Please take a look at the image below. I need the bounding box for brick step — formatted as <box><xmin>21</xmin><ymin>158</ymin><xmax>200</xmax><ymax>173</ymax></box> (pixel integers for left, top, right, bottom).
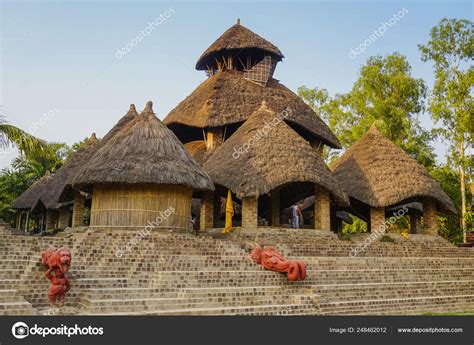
<box><xmin>319</xmin><ymin>294</ymin><xmax>474</xmax><ymax>315</ymax></box>
<box><xmin>81</xmin><ymin>301</ymin><xmax>320</xmax><ymax>316</ymax></box>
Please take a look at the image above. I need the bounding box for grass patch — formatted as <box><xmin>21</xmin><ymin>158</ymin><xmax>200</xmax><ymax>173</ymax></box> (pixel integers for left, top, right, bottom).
<box><xmin>380</xmin><ymin>234</ymin><xmax>396</xmax><ymax>243</ymax></box>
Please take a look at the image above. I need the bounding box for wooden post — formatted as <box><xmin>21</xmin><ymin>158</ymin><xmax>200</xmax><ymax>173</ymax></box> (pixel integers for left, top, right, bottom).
<box><xmin>24</xmin><ymin>211</ymin><xmax>29</xmax><ymax>233</ymax></box>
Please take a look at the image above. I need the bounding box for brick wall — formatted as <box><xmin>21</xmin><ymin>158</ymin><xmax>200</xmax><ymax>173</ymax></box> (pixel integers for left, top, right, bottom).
<box><xmin>242</xmin><ymin>197</ymin><xmax>258</xmax><ymax>228</ymax></box>
<box><xmin>314</xmin><ymin>185</ymin><xmax>331</xmax><ymax>231</ymax></box>
<box><xmin>72</xmin><ymin>191</ymin><xmax>85</xmax><ymax>228</ymax></box>
<box><xmin>423</xmin><ymin>199</ymin><xmax>438</xmax><ymax>235</ymax></box>
<box><xmin>370</xmin><ymin>207</ymin><xmax>386</xmax><ymax>233</ymax></box>
<box><xmin>200</xmin><ymin>192</ymin><xmax>214</xmax><ymax>231</ymax></box>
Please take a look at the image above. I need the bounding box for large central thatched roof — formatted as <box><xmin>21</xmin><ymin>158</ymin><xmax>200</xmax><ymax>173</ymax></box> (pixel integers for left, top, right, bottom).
<box><xmin>72</xmin><ymin>101</ymin><xmax>214</xmax><ymax>191</ymax></box>
<box><xmin>11</xmin><ymin>172</ymin><xmax>54</xmax><ymax>210</ymax></box>
<box><xmin>331</xmin><ymin>124</ymin><xmax>456</xmax><ymax>213</ymax></box>
<box><xmin>203</xmin><ymin>102</ymin><xmax>348</xmax><ymax>205</ymax></box>
<box><xmin>164</xmin><ymin>70</ymin><xmax>341</xmax><ymax>149</ymax></box>
<box><xmin>195</xmin><ymin>21</ymin><xmax>284</xmax><ymax>70</ymax></box>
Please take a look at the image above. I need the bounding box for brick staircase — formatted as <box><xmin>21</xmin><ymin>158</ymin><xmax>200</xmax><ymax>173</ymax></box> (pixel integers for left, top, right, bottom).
<box><xmin>0</xmin><ymin>226</ymin><xmax>473</xmax><ymax>315</ymax></box>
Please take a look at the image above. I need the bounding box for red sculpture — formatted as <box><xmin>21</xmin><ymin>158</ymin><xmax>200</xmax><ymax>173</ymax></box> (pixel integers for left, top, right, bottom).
<box><xmin>250</xmin><ymin>244</ymin><xmax>306</xmax><ymax>281</ymax></box>
<box><xmin>41</xmin><ymin>247</ymin><xmax>72</xmax><ymax>307</ymax></box>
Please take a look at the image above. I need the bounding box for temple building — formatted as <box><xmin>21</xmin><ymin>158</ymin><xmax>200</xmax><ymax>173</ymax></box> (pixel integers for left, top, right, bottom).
<box><xmin>163</xmin><ymin>20</ymin><xmax>341</xmax><ymax>162</ymax></box>
<box><xmin>331</xmin><ymin>124</ymin><xmax>456</xmax><ymax>234</ymax></box>
<box><xmin>70</xmin><ymin>101</ymin><xmax>214</xmax><ymax>229</ymax></box>
<box><xmin>203</xmin><ymin>102</ymin><xmax>349</xmax><ymax>229</ymax></box>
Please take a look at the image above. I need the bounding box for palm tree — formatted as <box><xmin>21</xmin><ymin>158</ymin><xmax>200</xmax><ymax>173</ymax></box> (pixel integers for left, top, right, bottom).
<box><xmin>0</xmin><ymin>115</ymin><xmax>49</xmax><ymax>159</ymax></box>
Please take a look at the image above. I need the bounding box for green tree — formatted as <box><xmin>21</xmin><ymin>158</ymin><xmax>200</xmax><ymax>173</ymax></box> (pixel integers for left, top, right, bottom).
<box><xmin>419</xmin><ymin>18</ymin><xmax>474</xmax><ymax>240</ymax></box>
<box><xmin>299</xmin><ymin>53</ymin><xmax>435</xmax><ymax>168</ymax></box>
<box><xmin>0</xmin><ymin>115</ymin><xmax>49</xmax><ymax>159</ymax></box>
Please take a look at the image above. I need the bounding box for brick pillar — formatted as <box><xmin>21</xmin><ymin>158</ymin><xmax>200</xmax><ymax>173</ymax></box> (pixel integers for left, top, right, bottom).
<box><xmin>423</xmin><ymin>199</ymin><xmax>438</xmax><ymax>235</ymax></box>
<box><xmin>72</xmin><ymin>191</ymin><xmax>85</xmax><ymax>227</ymax></box>
<box><xmin>200</xmin><ymin>192</ymin><xmax>214</xmax><ymax>231</ymax></box>
<box><xmin>271</xmin><ymin>190</ymin><xmax>280</xmax><ymax>226</ymax></box>
<box><xmin>410</xmin><ymin>211</ymin><xmax>421</xmax><ymax>234</ymax></box>
<box><xmin>58</xmin><ymin>207</ymin><xmax>70</xmax><ymax>229</ymax></box>
<box><xmin>242</xmin><ymin>196</ymin><xmax>258</xmax><ymax>228</ymax></box>
<box><xmin>370</xmin><ymin>207</ymin><xmax>386</xmax><ymax>233</ymax></box>
<box><xmin>45</xmin><ymin>210</ymin><xmax>58</xmax><ymax>230</ymax></box>
<box><xmin>314</xmin><ymin>185</ymin><xmax>331</xmax><ymax>231</ymax></box>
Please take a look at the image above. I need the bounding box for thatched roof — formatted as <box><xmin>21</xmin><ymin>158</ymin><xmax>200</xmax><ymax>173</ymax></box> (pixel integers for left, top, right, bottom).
<box><xmin>184</xmin><ymin>140</ymin><xmax>210</xmax><ymax>166</ymax></box>
<box><xmin>196</xmin><ymin>21</ymin><xmax>284</xmax><ymax>70</ymax></box>
<box><xmin>43</xmin><ymin>132</ymin><xmax>100</xmax><ymax>206</ymax></box>
<box><xmin>11</xmin><ymin>172</ymin><xmax>54</xmax><ymax>210</ymax></box>
<box><xmin>57</xmin><ymin>105</ymin><xmax>138</xmax><ymax>202</ymax></box>
<box><xmin>72</xmin><ymin>101</ymin><xmax>214</xmax><ymax>191</ymax></box>
<box><xmin>164</xmin><ymin>70</ymin><xmax>341</xmax><ymax>149</ymax></box>
<box><xmin>331</xmin><ymin>124</ymin><xmax>456</xmax><ymax>214</ymax></box>
<box><xmin>202</xmin><ymin>102</ymin><xmax>348</xmax><ymax>205</ymax></box>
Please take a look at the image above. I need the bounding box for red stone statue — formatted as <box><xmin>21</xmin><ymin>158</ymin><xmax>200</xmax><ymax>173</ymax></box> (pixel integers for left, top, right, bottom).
<box><xmin>41</xmin><ymin>247</ymin><xmax>72</xmax><ymax>307</ymax></box>
<box><xmin>250</xmin><ymin>244</ymin><xmax>306</xmax><ymax>281</ymax></box>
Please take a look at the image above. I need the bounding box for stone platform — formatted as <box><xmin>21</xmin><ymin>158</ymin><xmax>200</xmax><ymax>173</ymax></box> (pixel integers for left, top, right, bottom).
<box><xmin>0</xmin><ymin>226</ymin><xmax>473</xmax><ymax>315</ymax></box>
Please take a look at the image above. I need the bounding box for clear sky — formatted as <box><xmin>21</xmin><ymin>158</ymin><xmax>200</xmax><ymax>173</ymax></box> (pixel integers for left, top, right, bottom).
<box><xmin>1</xmin><ymin>0</ymin><xmax>472</xmax><ymax>168</ymax></box>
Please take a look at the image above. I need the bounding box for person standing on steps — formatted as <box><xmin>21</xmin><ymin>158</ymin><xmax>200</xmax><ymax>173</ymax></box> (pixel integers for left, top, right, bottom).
<box><xmin>290</xmin><ymin>203</ymin><xmax>302</xmax><ymax>229</ymax></box>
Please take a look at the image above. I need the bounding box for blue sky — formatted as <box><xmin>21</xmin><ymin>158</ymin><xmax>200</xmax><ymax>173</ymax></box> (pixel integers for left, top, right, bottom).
<box><xmin>1</xmin><ymin>0</ymin><xmax>472</xmax><ymax>168</ymax></box>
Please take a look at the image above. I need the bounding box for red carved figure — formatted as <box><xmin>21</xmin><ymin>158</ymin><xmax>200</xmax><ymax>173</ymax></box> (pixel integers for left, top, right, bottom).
<box><xmin>41</xmin><ymin>247</ymin><xmax>72</xmax><ymax>307</ymax></box>
<box><xmin>250</xmin><ymin>244</ymin><xmax>306</xmax><ymax>281</ymax></box>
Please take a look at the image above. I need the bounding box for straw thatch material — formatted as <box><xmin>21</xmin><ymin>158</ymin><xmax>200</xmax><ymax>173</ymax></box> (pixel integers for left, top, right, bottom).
<box><xmin>196</xmin><ymin>22</ymin><xmax>284</xmax><ymax>70</ymax></box>
<box><xmin>331</xmin><ymin>124</ymin><xmax>456</xmax><ymax>214</ymax></box>
<box><xmin>164</xmin><ymin>70</ymin><xmax>341</xmax><ymax>148</ymax></box>
<box><xmin>184</xmin><ymin>140</ymin><xmax>210</xmax><ymax>165</ymax></box>
<box><xmin>203</xmin><ymin>102</ymin><xmax>348</xmax><ymax>205</ymax></box>
<box><xmin>11</xmin><ymin>172</ymin><xmax>54</xmax><ymax>210</ymax></box>
<box><xmin>57</xmin><ymin>105</ymin><xmax>139</xmax><ymax>202</ymax></box>
<box><xmin>72</xmin><ymin>101</ymin><xmax>214</xmax><ymax>191</ymax></box>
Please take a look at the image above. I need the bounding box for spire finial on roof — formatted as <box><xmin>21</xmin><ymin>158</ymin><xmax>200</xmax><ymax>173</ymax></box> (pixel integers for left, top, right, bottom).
<box><xmin>237</xmin><ymin>18</ymin><xmax>240</xmax><ymax>25</ymax></box>
<box><xmin>144</xmin><ymin>101</ymin><xmax>154</xmax><ymax>113</ymax></box>
<box><xmin>90</xmin><ymin>132</ymin><xmax>97</xmax><ymax>140</ymax></box>
<box><xmin>129</xmin><ymin>104</ymin><xmax>136</xmax><ymax>112</ymax></box>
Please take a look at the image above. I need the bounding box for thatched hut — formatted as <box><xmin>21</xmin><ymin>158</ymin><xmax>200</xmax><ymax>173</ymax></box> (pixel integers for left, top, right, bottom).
<box><xmin>164</xmin><ymin>20</ymin><xmax>340</xmax><ymax>165</ymax></box>
<box><xmin>71</xmin><ymin>101</ymin><xmax>214</xmax><ymax>229</ymax></box>
<box><xmin>202</xmin><ymin>102</ymin><xmax>348</xmax><ymax>229</ymax></box>
<box><xmin>331</xmin><ymin>124</ymin><xmax>456</xmax><ymax>235</ymax></box>
<box><xmin>11</xmin><ymin>172</ymin><xmax>54</xmax><ymax>231</ymax></box>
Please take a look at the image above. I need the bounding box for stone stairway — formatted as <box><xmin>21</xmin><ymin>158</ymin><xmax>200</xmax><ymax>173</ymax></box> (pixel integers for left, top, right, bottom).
<box><xmin>0</xmin><ymin>226</ymin><xmax>473</xmax><ymax>315</ymax></box>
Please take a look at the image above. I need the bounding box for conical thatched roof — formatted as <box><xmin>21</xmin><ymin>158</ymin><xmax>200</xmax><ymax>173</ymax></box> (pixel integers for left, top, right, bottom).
<box><xmin>57</xmin><ymin>104</ymin><xmax>139</xmax><ymax>202</ymax></box>
<box><xmin>72</xmin><ymin>101</ymin><xmax>214</xmax><ymax>191</ymax></box>
<box><xmin>11</xmin><ymin>172</ymin><xmax>54</xmax><ymax>210</ymax></box>
<box><xmin>331</xmin><ymin>124</ymin><xmax>456</xmax><ymax>214</ymax></box>
<box><xmin>203</xmin><ymin>102</ymin><xmax>348</xmax><ymax>205</ymax></box>
<box><xmin>196</xmin><ymin>21</ymin><xmax>284</xmax><ymax>70</ymax></box>
<box><xmin>164</xmin><ymin>70</ymin><xmax>341</xmax><ymax>149</ymax></box>
<box><xmin>43</xmin><ymin>132</ymin><xmax>100</xmax><ymax>206</ymax></box>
